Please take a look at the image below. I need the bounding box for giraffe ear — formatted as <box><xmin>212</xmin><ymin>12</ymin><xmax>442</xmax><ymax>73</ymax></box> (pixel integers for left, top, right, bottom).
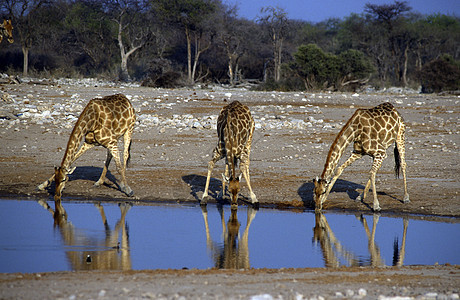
<box><xmin>238</xmin><ymin>174</ymin><xmax>242</xmax><ymax>181</ymax></box>
<box><xmin>67</xmin><ymin>166</ymin><xmax>76</xmax><ymax>174</ymax></box>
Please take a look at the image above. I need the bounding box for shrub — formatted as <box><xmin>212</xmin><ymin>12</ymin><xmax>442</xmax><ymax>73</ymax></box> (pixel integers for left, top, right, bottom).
<box><xmin>419</xmin><ymin>55</ymin><xmax>460</xmax><ymax>93</ymax></box>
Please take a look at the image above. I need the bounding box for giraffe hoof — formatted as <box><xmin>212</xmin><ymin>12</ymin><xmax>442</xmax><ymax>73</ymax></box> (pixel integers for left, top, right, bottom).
<box><xmin>252</xmin><ymin>202</ymin><xmax>259</xmax><ymax>210</ymax></box>
<box><xmin>373</xmin><ymin>206</ymin><xmax>381</xmax><ymax>212</ymax></box>
<box><xmin>231</xmin><ymin>203</ymin><xmax>238</xmax><ymax>210</ymax></box>
<box><xmin>201</xmin><ymin>194</ymin><xmax>209</xmax><ymax>205</ymax></box>
<box><xmin>121</xmin><ymin>186</ymin><xmax>133</xmax><ymax>197</ymax></box>
<box><xmin>403</xmin><ymin>195</ymin><xmax>410</xmax><ymax>203</ymax></box>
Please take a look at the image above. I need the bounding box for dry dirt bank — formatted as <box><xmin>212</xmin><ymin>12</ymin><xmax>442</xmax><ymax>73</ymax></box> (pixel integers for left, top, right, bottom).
<box><xmin>1</xmin><ymin>266</ymin><xmax>459</xmax><ymax>299</ymax></box>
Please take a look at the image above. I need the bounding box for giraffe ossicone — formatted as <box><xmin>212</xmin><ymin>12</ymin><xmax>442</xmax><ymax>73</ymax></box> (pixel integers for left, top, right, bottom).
<box><xmin>313</xmin><ymin>102</ymin><xmax>409</xmax><ymax>212</ymax></box>
<box><xmin>38</xmin><ymin>94</ymin><xmax>136</xmax><ymax>201</ymax></box>
<box><xmin>202</xmin><ymin>101</ymin><xmax>258</xmax><ymax>209</ymax></box>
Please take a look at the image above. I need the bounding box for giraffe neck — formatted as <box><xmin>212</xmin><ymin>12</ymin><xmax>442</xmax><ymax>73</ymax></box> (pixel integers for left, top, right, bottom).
<box><xmin>227</xmin><ymin>115</ymin><xmax>237</xmax><ymax>178</ymax></box>
<box><xmin>60</xmin><ymin>110</ymin><xmax>91</xmax><ymax>171</ymax></box>
<box><xmin>320</xmin><ymin>114</ymin><xmax>357</xmax><ymax>180</ymax></box>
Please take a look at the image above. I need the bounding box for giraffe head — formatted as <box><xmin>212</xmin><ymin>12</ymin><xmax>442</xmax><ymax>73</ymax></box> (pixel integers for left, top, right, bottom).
<box><xmin>223</xmin><ymin>173</ymin><xmax>242</xmax><ymax>209</ymax></box>
<box><xmin>2</xmin><ymin>19</ymin><xmax>14</xmax><ymax>44</ymax></box>
<box><xmin>54</xmin><ymin>166</ymin><xmax>76</xmax><ymax>201</ymax></box>
<box><xmin>54</xmin><ymin>167</ymin><xmax>68</xmax><ymax>201</ymax></box>
<box><xmin>313</xmin><ymin>177</ymin><xmax>329</xmax><ymax>212</ymax></box>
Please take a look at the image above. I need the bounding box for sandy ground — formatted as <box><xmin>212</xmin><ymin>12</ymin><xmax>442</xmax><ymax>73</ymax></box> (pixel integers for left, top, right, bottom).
<box><xmin>0</xmin><ymin>80</ymin><xmax>459</xmax><ymax>299</ymax></box>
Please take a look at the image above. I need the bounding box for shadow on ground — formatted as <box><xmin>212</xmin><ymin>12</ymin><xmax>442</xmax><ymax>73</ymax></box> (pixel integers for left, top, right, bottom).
<box><xmin>40</xmin><ymin>166</ymin><xmax>121</xmax><ymax>197</ymax></box>
<box><xmin>182</xmin><ymin>174</ymin><xmax>252</xmax><ymax>205</ymax></box>
<box><xmin>297</xmin><ymin>179</ymin><xmax>365</xmax><ymax>209</ymax></box>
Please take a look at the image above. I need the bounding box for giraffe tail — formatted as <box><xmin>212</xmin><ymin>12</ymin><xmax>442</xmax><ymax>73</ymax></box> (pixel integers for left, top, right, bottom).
<box><xmin>126</xmin><ymin>140</ymin><xmax>132</xmax><ymax>167</ymax></box>
<box><xmin>394</xmin><ymin>143</ymin><xmax>401</xmax><ymax>179</ymax></box>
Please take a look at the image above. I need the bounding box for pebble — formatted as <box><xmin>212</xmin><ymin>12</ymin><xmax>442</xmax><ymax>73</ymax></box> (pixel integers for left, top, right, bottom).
<box><xmin>98</xmin><ymin>289</ymin><xmax>106</xmax><ymax>297</ymax></box>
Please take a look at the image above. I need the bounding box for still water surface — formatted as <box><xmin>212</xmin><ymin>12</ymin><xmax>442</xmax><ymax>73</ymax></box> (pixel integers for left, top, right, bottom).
<box><xmin>0</xmin><ymin>199</ymin><xmax>459</xmax><ymax>273</ymax></box>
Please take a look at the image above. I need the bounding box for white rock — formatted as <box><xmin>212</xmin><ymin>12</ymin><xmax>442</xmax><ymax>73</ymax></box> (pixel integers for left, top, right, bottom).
<box><xmin>250</xmin><ymin>294</ymin><xmax>273</xmax><ymax>300</ymax></box>
<box><xmin>358</xmin><ymin>288</ymin><xmax>367</xmax><ymax>296</ymax></box>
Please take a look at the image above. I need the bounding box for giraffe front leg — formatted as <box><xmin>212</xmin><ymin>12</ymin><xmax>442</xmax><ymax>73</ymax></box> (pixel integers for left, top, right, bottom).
<box><xmin>202</xmin><ymin>160</ymin><xmax>214</xmax><ymax>205</ymax></box>
<box><xmin>219</xmin><ymin>164</ymin><xmax>229</xmax><ymax>201</ymax></box>
<box><xmin>325</xmin><ymin>152</ymin><xmax>362</xmax><ymax>202</ymax></box>
<box><xmin>95</xmin><ymin>150</ymin><xmax>112</xmax><ymax>186</ymax></box>
<box><xmin>240</xmin><ymin>159</ymin><xmax>258</xmax><ymax>207</ymax></box>
<box><xmin>38</xmin><ymin>173</ymin><xmax>56</xmax><ymax>191</ymax></box>
<box><xmin>202</xmin><ymin>148</ymin><xmax>222</xmax><ymax>205</ymax></box>
<box><xmin>356</xmin><ymin>179</ymin><xmax>371</xmax><ymax>202</ymax></box>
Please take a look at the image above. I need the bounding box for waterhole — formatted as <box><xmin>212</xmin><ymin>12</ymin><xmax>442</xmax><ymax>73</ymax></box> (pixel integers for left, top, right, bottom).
<box><xmin>0</xmin><ymin>199</ymin><xmax>458</xmax><ymax>273</ymax></box>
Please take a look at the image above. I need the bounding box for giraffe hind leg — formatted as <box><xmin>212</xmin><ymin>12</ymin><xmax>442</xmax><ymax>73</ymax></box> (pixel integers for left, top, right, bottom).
<box><xmin>396</xmin><ymin>133</ymin><xmax>410</xmax><ymax>204</ymax></box>
<box><xmin>369</xmin><ymin>153</ymin><xmax>386</xmax><ymax>211</ymax></box>
<box><xmin>107</xmin><ymin>142</ymin><xmax>133</xmax><ymax>197</ymax></box>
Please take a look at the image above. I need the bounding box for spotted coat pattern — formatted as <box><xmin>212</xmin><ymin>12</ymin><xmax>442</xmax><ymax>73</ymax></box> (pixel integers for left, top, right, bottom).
<box><xmin>313</xmin><ymin>102</ymin><xmax>409</xmax><ymax>212</ymax></box>
<box><xmin>202</xmin><ymin>101</ymin><xmax>258</xmax><ymax>208</ymax></box>
<box><xmin>38</xmin><ymin>94</ymin><xmax>136</xmax><ymax>201</ymax></box>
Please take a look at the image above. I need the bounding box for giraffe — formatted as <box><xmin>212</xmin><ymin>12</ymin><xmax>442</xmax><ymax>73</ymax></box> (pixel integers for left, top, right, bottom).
<box><xmin>38</xmin><ymin>200</ymin><xmax>132</xmax><ymax>271</ymax></box>
<box><xmin>313</xmin><ymin>212</ymin><xmax>408</xmax><ymax>267</ymax></box>
<box><xmin>313</xmin><ymin>102</ymin><xmax>409</xmax><ymax>212</ymax></box>
<box><xmin>201</xmin><ymin>205</ymin><xmax>257</xmax><ymax>269</ymax></box>
<box><xmin>202</xmin><ymin>100</ymin><xmax>258</xmax><ymax>209</ymax></box>
<box><xmin>38</xmin><ymin>94</ymin><xmax>136</xmax><ymax>201</ymax></box>
<box><xmin>0</xmin><ymin>19</ymin><xmax>14</xmax><ymax>44</ymax></box>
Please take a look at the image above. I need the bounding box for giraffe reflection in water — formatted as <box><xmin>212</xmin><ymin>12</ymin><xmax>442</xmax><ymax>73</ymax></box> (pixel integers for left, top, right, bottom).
<box><xmin>313</xmin><ymin>213</ymin><xmax>408</xmax><ymax>267</ymax></box>
<box><xmin>201</xmin><ymin>206</ymin><xmax>257</xmax><ymax>269</ymax></box>
<box><xmin>37</xmin><ymin>200</ymin><xmax>132</xmax><ymax>271</ymax></box>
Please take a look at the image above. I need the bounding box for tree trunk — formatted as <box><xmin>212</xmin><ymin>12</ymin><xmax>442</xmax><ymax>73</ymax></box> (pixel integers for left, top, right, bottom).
<box><xmin>275</xmin><ymin>38</ymin><xmax>283</xmax><ymax>82</ymax></box>
<box><xmin>185</xmin><ymin>26</ymin><xmax>193</xmax><ymax>84</ymax></box>
<box><xmin>228</xmin><ymin>58</ymin><xmax>234</xmax><ymax>86</ymax></box>
<box><xmin>22</xmin><ymin>46</ymin><xmax>29</xmax><ymax>76</ymax></box>
<box><xmin>401</xmin><ymin>45</ymin><xmax>408</xmax><ymax>87</ymax></box>
<box><xmin>191</xmin><ymin>34</ymin><xmax>200</xmax><ymax>84</ymax></box>
<box><xmin>118</xmin><ymin>19</ymin><xmax>129</xmax><ymax>81</ymax></box>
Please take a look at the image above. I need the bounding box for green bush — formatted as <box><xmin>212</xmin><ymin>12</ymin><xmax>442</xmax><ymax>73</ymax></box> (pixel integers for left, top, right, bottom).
<box><xmin>419</xmin><ymin>55</ymin><xmax>460</xmax><ymax>93</ymax></box>
<box><xmin>291</xmin><ymin>44</ymin><xmax>374</xmax><ymax>91</ymax></box>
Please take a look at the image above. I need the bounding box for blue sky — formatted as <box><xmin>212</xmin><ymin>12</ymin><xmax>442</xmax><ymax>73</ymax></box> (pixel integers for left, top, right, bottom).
<box><xmin>223</xmin><ymin>0</ymin><xmax>460</xmax><ymax>23</ymax></box>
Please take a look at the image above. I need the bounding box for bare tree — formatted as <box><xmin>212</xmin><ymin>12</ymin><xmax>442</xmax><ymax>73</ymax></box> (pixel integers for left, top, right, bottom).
<box><xmin>258</xmin><ymin>6</ymin><xmax>287</xmax><ymax>82</ymax></box>
<box><xmin>106</xmin><ymin>0</ymin><xmax>151</xmax><ymax>81</ymax></box>
<box><xmin>153</xmin><ymin>0</ymin><xmax>217</xmax><ymax>84</ymax></box>
<box><xmin>365</xmin><ymin>1</ymin><xmax>412</xmax><ymax>86</ymax></box>
<box><xmin>216</xmin><ymin>4</ymin><xmax>245</xmax><ymax>86</ymax></box>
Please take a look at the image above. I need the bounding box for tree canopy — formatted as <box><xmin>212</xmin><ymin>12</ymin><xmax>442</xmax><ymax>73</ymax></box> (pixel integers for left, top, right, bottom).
<box><xmin>0</xmin><ymin>0</ymin><xmax>458</xmax><ymax>92</ymax></box>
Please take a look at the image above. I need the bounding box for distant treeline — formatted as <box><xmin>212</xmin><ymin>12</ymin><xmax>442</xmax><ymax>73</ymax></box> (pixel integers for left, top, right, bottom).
<box><xmin>1</xmin><ymin>0</ymin><xmax>459</xmax><ymax>92</ymax></box>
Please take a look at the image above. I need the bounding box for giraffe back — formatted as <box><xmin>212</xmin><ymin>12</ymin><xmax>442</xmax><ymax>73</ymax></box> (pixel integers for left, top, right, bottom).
<box><xmin>353</xmin><ymin>102</ymin><xmax>404</xmax><ymax>155</ymax></box>
<box><xmin>217</xmin><ymin>101</ymin><xmax>254</xmax><ymax>159</ymax></box>
<box><xmin>60</xmin><ymin>94</ymin><xmax>135</xmax><ymax>168</ymax></box>
<box><xmin>88</xmin><ymin>94</ymin><xmax>136</xmax><ymax>140</ymax></box>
